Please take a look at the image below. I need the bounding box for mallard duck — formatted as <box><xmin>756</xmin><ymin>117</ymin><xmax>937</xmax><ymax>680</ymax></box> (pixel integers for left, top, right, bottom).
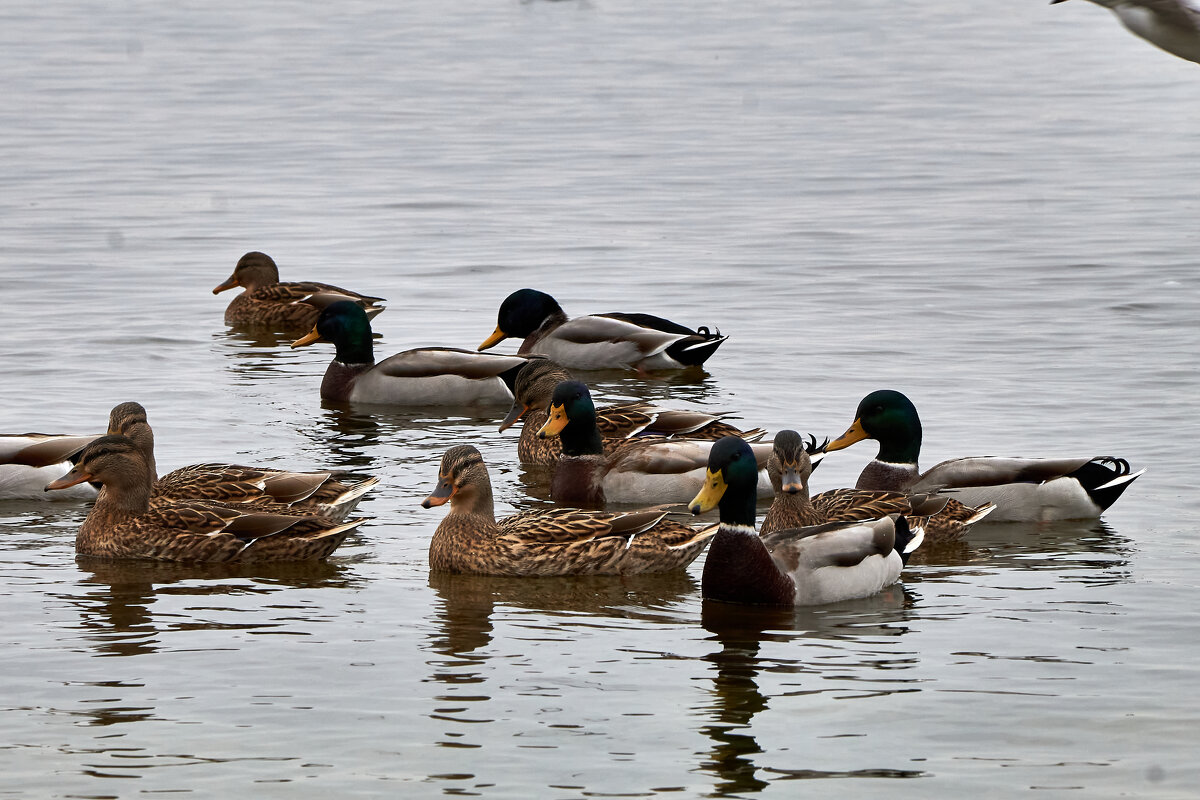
<box><xmin>44</xmin><ymin>436</ymin><xmax>366</xmax><ymax>562</ymax></box>
<box><xmin>420</xmin><ymin>444</ymin><xmax>716</xmax><ymax>575</ymax></box>
<box><xmin>1</xmin><ymin>433</ymin><xmax>101</xmax><ymax>500</ymax></box>
<box><xmin>290</xmin><ymin>300</ymin><xmax>528</xmax><ymax>406</ymax></box>
<box><xmin>477</xmin><ymin>288</ymin><xmax>727</xmax><ymax>371</ymax></box>
<box><xmin>107</xmin><ymin>402</ymin><xmax>376</xmax><ymax>521</ymax></box>
<box><xmin>825</xmin><ymin>389</ymin><xmax>1145</xmax><ymax>522</ymax></box>
<box><xmin>761</xmin><ymin>430</ymin><xmax>994</xmax><ymax>541</ymax></box>
<box><xmin>1051</xmin><ymin>0</ymin><xmax>1200</xmax><ymax>66</ymax></box>
<box><xmin>499</xmin><ymin>358</ymin><xmax>763</xmax><ymax>466</ymax></box>
<box><xmin>213</xmin><ymin>251</ymin><xmax>386</xmax><ymax>332</ymax></box>
<box><xmin>689</xmin><ymin>436</ymin><xmax>923</xmax><ymax>606</ymax></box>
<box><xmin>535</xmin><ymin>380</ymin><xmax>772</xmax><ymax>507</ymax></box>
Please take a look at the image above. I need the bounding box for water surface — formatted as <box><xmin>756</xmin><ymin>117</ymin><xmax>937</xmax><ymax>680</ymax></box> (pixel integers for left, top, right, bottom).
<box><xmin>2</xmin><ymin>1</ymin><xmax>1197</xmax><ymax>797</ymax></box>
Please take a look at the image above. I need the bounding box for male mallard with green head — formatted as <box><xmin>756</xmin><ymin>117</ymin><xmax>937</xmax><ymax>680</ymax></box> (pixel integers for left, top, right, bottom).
<box><xmin>291</xmin><ymin>301</ymin><xmax>527</xmax><ymax>406</ymax></box>
<box><xmin>826</xmin><ymin>390</ymin><xmax>1143</xmax><ymax>523</ymax></box>
<box><xmin>478</xmin><ymin>288</ymin><xmax>726</xmax><ymax>371</ymax></box>
<box><xmin>690</xmin><ymin>436</ymin><xmax>923</xmax><ymax>606</ymax></box>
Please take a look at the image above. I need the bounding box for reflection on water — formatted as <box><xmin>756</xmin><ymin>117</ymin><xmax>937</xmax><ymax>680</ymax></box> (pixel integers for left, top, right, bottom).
<box><xmin>426</xmin><ymin>571</ymin><xmax>698</xmax><ymax>657</ymax></box>
<box><xmin>65</xmin><ymin>558</ymin><xmax>357</xmax><ymax>658</ymax></box>
<box><xmin>698</xmin><ymin>595</ymin><xmax>925</xmax><ymax>795</ymax></box>
<box><xmin>909</xmin><ymin>519</ymin><xmax>1134</xmax><ymax>586</ymax></box>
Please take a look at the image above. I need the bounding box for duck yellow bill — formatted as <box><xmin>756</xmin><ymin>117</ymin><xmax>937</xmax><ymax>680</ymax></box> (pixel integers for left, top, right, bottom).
<box><xmin>212</xmin><ymin>274</ymin><xmax>239</xmax><ymax>294</ymax></box>
<box><xmin>826</xmin><ymin>418</ymin><xmax>869</xmax><ymax>452</ymax></box>
<box><xmin>45</xmin><ymin>468</ymin><xmax>92</xmax><ymax>492</ymax></box>
<box><xmin>290</xmin><ymin>327</ymin><xmax>323</xmax><ymax>348</ymax></box>
<box><xmin>536</xmin><ymin>404</ymin><xmax>568</xmax><ymax>439</ymax></box>
<box><xmin>478</xmin><ymin>326</ymin><xmax>508</xmax><ymax>351</ymax></box>
<box><xmin>421</xmin><ymin>481</ymin><xmax>454</xmax><ymax>508</ymax></box>
<box><xmin>688</xmin><ymin>469</ymin><xmax>727</xmax><ymax>514</ymax></box>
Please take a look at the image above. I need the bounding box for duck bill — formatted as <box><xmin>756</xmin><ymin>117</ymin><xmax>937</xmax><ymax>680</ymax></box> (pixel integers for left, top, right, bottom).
<box><xmin>212</xmin><ymin>274</ymin><xmax>239</xmax><ymax>294</ymax></box>
<box><xmin>536</xmin><ymin>404</ymin><xmax>568</xmax><ymax>439</ymax></box>
<box><xmin>45</xmin><ymin>468</ymin><xmax>92</xmax><ymax>492</ymax></box>
<box><xmin>688</xmin><ymin>469</ymin><xmax>728</xmax><ymax>514</ymax></box>
<box><xmin>826</xmin><ymin>418</ymin><xmax>869</xmax><ymax>452</ymax></box>
<box><xmin>290</xmin><ymin>327</ymin><xmax>324</xmax><ymax>348</ymax></box>
<box><xmin>780</xmin><ymin>465</ymin><xmax>804</xmax><ymax>494</ymax></box>
<box><xmin>421</xmin><ymin>481</ymin><xmax>454</xmax><ymax>508</ymax></box>
<box><xmin>478</xmin><ymin>326</ymin><xmax>508</xmax><ymax>351</ymax></box>
<box><xmin>498</xmin><ymin>402</ymin><xmax>529</xmax><ymax>433</ymax></box>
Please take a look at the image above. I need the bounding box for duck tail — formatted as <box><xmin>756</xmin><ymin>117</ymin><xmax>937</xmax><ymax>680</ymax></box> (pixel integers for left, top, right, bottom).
<box><xmin>318</xmin><ymin>476</ymin><xmax>380</xmax><ymax>521</ymax></box>
<box><xmin>1071</xmin><ymin>457</ymin><xmax>1145</xmax><ymax>512</ymax></box>
<box><xmin>894</xmin><ymin>516</ymin><xmax>925</xmax><ymax>565</ymax></box>
<box><xmin>666</xmin><ymin>327</ymin><xmax>728</xmax><ymax>367</ymax></box>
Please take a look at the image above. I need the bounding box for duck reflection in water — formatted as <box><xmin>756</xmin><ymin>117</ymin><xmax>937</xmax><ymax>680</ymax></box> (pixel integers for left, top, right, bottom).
<box><xmin>69</xmin><ymin>559</ymin><xmax>353</xmax><ymax>658</ymax></box>
<box><xmin>697</xmin><ymin>589</ymin><xmax>923</xmax><ymax>793</ymax></box>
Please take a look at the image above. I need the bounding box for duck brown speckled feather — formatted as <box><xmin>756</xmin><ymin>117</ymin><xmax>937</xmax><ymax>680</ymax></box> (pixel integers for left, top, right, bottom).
<box><xmin>761</xmin><ymin>430</ymin><xmax>993</xmax><ymax>541</ymax></box>
<box><xmin>108</xmin><ymin>402</ymin><xmax>377</xmax><ymax>521</ymax></box>
<box><xmin>500</xmin><ymin>359</ymin><xmax>762</xmax><ymax>466</ymax></box>
<box><xmin>213</xmin><ymin>251</ymin><xmax>385</xmax><ymax>332</ymax></box>
<box><xmin>421</xmin><ymin>445</ymin><xmax>716</xmax><ymax>575</ymax></box>
<box><xmin>45</xmin><ymin>436</ymin><xmax>366</xmax><ymax>562</ymax></box>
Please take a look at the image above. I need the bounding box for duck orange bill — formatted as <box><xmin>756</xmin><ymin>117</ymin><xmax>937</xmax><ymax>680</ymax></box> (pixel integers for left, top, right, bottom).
<box><xmin>498</xmin><ymin>402</ymin><xmax>530</xmax><ymax>433</ymax></box>
<box><xmin>826</xmin><ymin>418</ymin><xmax>869</xmax><ymax>452</ymax></box>
<box><xmin>477</xmin><ymin>326</ymin><xmax>508</xmax><ymax>351</ymax></box>
<box><xmin>290</xmin><ymin>327</ymin><xmax>323</xmax><ymax>348</ymax></box>
<box><xmin>780</xmin><ymin>465</ymin><xmax>804</xmax><ymax>494</ymax></box>
<box><xmin>421</xmin><ymin>481</ymin><xmax>455</xmax><ymax>508</ymax></box>
<box><xmin>536</xmin><ymin>404</ymin><xmax>569</xmax><ymax>439</ymax></box>
<box><xmin>45</xmin><ymin>469</ymin><xmax>92</xmax><ymax>492</ymax></box>
<box><xmin>212</xmin><ymin>274</ymin><xmax>239</xmax><ymax>294</ymax></box>
<box><xmin>688</xmin><ymin>469</ymin><xmax>727</xmax><ymax>515</ymax></box>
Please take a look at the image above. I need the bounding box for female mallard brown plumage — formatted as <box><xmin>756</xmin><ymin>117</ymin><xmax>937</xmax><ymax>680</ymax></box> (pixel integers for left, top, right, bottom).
<box><xmin>107</xmin><ymin>402</ymin><xmax>377</xmax><ymax>521</ymax></box>
<box><xmin>689</xmin><ymin>436</ymin><xmax>924</xmax><ymax>606</ymax></box>
<box><xmin>213</xmin><ymin>251</ymin><xmax>386</xmax><ymax>332</ymax></box>
<box><xmin>420</xmin><ymin>444</ymin><xmax>716</xmax><ymax>575</ymax></box>
<box><xmin>535</xmin><ymin>380</ymin><xmax>772</xmax><ymax>508</ymax></box>
<box><xmin>826</xmin><ymin>389</ymin><xmax>1144</xmax><ymax>522</ymax></box>
<box><xmin>499</xmin><ymin>358</ymin><xmax>762</xmax><ymax>466</ymax></box>
<box><xmin>45</xmin><ymin>436</ymin><xmax>366</xmax><ymax>562</ymax></box>
<box><xmin>761</xmin><ymin>429</ymin><xmax>994</xmax><ymax>541</ymax></box>
<box><xmin>291</xmin><ymin>301</ymin><xmax>528</xmax><ymax>406</ymax></box>
<box><xmin>478</xmin><ymin>288</ymin><xmax>726</xmax><ymax>371</ymax></box>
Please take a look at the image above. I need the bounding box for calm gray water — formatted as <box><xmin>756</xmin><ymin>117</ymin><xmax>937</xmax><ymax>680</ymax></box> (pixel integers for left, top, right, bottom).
<box><xmin>2</xmin><ymin>1</ymin><xmax>1198</xmax><ymax>797</ymax></box>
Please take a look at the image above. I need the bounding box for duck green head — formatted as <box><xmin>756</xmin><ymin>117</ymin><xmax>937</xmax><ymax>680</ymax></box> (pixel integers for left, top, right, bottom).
<box><xmin>478</xmin><ymin>289</ymin><xmax>564</xmax><ymax>350</ymax></box>
<box><xmin>290</xmin><ymin>300</ymin><xmax>375</xmax><ymax>365</ymax></box>
<box><xmin>826</xmin><ymin>389</ymin><xmax>923</xmax><ymax>464</ymax></box>
<box><xmin>689</xmin><ymin>435</ymin><xmax>759</xmax><ymax>526</ymax></box>
<box><xmin>535</xmin><ymin>379</ymin><xmax>602</xmax><ymax>456</ymax></box>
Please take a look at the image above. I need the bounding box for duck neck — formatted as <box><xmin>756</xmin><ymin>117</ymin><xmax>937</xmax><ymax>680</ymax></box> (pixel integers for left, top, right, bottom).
<box><xmin>769</xmin><ymin>489</ymin><xmax>820</xmax><ymax>526</ymax></box>
<box><xmin>333</xmin><ymin>328</ymin><xmax>375</xmax><ymax>367</ymax></box>
<box><xmin>78</xmin><ymin>467</ymin><xmax>153</xmax><ymax>550</ymax></box>
<box><xmin>875</xmin><ymin>419</ymin><xmax>922</xmax><ymax>466</ymax></box>
<box><xmin>559</xmin><ymin>409</ymin><xmax>604</xmax><ymax>457</ymax></box>
<box><xmin>450</xmin><ymin>481</ymin><xmax>496</xmax><ymax>524</ymax></box>
<box><xmin>120</xmin><ymin>421</ymin><xmax>159</xmax><ymax>481</ymax></box>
